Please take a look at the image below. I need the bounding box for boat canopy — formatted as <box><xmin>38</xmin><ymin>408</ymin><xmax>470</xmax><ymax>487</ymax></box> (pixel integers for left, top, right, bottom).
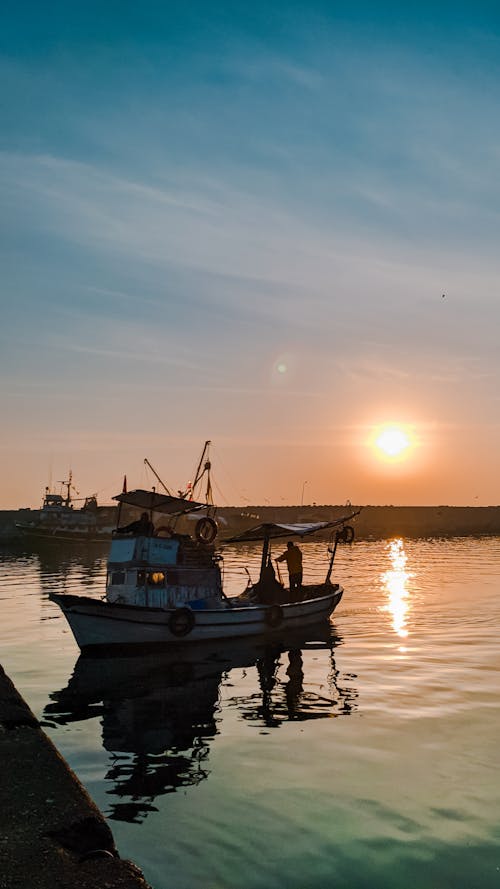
<box><xmin>113</xmin><ymin>489</ymin><xmax>206</xmax><ymax>516</ymax></box>
<box><xmin>226</xmin><ymin>510</ymin><xmax>361</xmax><ymax>543</ymax></box>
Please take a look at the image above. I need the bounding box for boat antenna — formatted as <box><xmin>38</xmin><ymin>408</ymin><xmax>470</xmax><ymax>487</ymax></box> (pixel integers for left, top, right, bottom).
<box><xmin>143</xmin><ymin>458</ymin><xmax>172</xmax><ymax>495</ymax></box>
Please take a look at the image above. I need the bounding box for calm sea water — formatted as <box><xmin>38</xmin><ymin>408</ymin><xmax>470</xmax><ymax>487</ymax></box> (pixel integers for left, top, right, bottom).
<box><xmin>1</xmin><ymin>536</ymin><xmax>499</xmax><ymax>889</ymax></box>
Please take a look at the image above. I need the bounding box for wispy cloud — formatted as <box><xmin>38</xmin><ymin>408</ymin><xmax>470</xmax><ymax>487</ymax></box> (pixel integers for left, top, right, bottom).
<box><xmin>225</xmin><ymin>54</ymin><xmax>323</xmax><ymax>90</ymax></box>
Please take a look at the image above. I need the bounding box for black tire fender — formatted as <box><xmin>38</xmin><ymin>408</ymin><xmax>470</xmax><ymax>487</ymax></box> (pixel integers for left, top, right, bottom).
<box><xmin>195</xmin><ymin>517</ymin><xmax>218</xmax><ymax>544</ymax></box>
<box><xmin>265</xmin><ymin>604</ymin><xmax>284</xmax><ymax>628</ymax></box>
<box><xmin>168</xmin><ymin>607</ymin><xmax>195</xmax><ymax>637</ymax></box>
<box><xmin>338</xmin><ymin>524</ymin><xmax>355</xmax><ymax>544</ymax></box>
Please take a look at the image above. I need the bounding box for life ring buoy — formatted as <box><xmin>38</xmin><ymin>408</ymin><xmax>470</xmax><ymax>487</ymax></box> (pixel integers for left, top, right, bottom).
<box><xmin>195</xmin><ymin>517</ymin><xmax>218</xmax><ymax>544</ymax></box>
<box><xmin>168</xmin><ymin>607</ymin><xmax>195</xmax><ymax>637</ymax></box>
<box><xmin>265</xmin><ymin>604</ymin><xmax>283</xmax><ymax>628</ymax></box>
<box><xmin>337</xmin><ymin>524</ymin><xmax>355</xmax><ymax>544</ymax></box>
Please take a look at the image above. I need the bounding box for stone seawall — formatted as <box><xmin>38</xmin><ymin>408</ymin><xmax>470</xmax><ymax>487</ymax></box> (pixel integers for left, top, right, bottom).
<box><xmin>0</xmin><ymin>665</ymin><xmax>151</xmax><ymax>889</ymax></box>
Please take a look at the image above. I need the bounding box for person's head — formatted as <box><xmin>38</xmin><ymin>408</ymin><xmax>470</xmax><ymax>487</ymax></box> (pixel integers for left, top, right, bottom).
<box><xmin>287</xmin><ymin>541</ymin><xmax>294</xmax><ymax>549</ymax></box>
<box><xmin>141</xmin><ymin>512</ymin><xmax>149</xmax><ymax>520</ymax></box>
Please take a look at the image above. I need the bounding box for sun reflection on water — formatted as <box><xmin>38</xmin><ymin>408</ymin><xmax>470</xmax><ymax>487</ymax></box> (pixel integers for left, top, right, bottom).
<box><xmin>381</xmin><ymin>538</ymin><xmax>413</xmax><ymax>638</ymax></box>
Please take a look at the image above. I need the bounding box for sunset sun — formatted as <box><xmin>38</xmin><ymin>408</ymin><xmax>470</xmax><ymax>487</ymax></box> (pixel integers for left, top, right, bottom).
<box><xmin>374</xmin><ymin>425</ymin><xmax>412</xmax><ymax>460</ymax></box>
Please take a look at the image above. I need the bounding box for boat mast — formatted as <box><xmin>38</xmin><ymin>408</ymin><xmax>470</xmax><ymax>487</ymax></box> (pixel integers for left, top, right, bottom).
<box><xmin>191</xmin><ymin>440</ymin><xmax>213</xmax><ymax>504</ymax></box>
<box><xmin>58</xmin><ymin>470</ymin><xmax>73</xmax><ymax>507</ymax></box>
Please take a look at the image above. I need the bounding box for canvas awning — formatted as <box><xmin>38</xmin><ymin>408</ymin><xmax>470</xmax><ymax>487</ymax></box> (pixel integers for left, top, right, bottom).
<box><xmin>226</xmin><ymin>510</ymin><xmax>361</xmax><ymax>543</ymax></box>
<box><xmin>113</xmin><ymin>489</ymin><xmax>206</xmax><ymax>516</ymax></box>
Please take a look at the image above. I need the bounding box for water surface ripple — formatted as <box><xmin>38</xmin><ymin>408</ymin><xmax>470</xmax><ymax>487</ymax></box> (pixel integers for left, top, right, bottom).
<box><xmin>1</xmin><ymin>536</ymin><xmax>499</xmax><ymax>888</ymax></box>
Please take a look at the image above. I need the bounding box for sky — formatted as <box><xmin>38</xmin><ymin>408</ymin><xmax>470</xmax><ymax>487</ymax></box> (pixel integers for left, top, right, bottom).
<box><xmin>1</xmin><ymin>1</ymin><xmax>500</xmax><ymax>508</ymax></box>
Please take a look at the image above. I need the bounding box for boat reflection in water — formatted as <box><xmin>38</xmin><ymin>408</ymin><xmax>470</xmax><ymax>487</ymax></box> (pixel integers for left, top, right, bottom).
<box><xmin>45</xmin><ymin>626</ymin><xmax>357</xmax><ymax>823</ymax></box>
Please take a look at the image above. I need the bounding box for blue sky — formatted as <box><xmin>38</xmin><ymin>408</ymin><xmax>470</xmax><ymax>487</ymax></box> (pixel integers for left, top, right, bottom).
<box><xmin>1</xmin><ymin>2</ymin><xmax>500</xmax><ymax>507</ymax></box>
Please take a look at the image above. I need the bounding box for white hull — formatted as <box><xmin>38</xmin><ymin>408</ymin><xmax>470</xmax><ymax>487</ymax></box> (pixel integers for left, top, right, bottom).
<box><xmin>50</xmin><ymin>588</ymin><xmax>343</xmax><ymax>651</ymax></box>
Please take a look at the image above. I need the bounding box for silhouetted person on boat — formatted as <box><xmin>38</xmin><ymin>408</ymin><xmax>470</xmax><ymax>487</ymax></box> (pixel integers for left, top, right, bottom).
<box><xmin>276</xmin><ymin>541</ymin><xmax>303</xmax><ymax>599</ymax></box>
<box><xmin>256</xmin><ymin>559</ymin><xmax>284</xmax><ymax>604</ymax></box>
<box><xmin>117</xmin><ymin>512</ymin><xmax>154</xmax><ymax>536</ymax></box>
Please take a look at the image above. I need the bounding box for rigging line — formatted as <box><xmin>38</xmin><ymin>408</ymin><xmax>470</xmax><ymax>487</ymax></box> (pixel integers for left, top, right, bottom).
<box><xmin>144</xmin><ymin>457</ymin><xmax>172</xmax><ymax>495</ymax></box>
<box><xmin>92</xmin><ymin>478</ymin><xmax>126</xmax><ymax>497</ymax></box>
<box><xmin>211</xmin><ymin>477</ymin><xmax>230</xmax><ymax>506</ymax></box>
<box><xmin>143</xmin><ymin>458</ymin><xmax>173</xmax><ymax>495</ymax></box>
<box><xmin>211</xmin><ymin>445</ymin><xmax>247</xmax><ymax>504</ymax></box>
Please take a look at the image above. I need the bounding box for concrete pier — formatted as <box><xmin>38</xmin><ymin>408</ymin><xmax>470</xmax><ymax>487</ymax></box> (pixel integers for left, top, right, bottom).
<box><xmin>0</xmin><ymin>665</ymin><xmax>152</xmax><ymax>889</ymax></box>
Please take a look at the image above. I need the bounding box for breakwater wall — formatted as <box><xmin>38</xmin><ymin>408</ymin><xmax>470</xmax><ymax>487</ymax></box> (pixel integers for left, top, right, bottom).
<box><xmin>1</xmin><ymin>505</ymin><xmax>500</xmax><ymax>543</ymax></box>
<box><xmin>218</xmin><ymin>505</ymin><xmax>500</xmax><ymax>540</ymax></box>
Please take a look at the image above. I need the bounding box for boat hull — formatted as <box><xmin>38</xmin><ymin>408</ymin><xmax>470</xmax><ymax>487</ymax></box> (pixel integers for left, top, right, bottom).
<box><xmin>15</xmin><ymin>523</ymin><xmax>111</xmax><ymax>544</ymax></box>
<box><xmin>50</xmin><ymin>588</ymin><xmax>343</xmax><ymax>651</ymax></box>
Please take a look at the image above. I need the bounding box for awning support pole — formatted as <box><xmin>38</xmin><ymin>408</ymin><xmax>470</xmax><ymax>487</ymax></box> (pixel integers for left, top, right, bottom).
<box><xmin>259</xmin><ymin>530</ymin><xmax>271</xmax><ymax>583</ymax></box>
<box><xmin>325</xmin><ymin>531</ymin><xmax>340</xmax><ymax>584</ymax></box>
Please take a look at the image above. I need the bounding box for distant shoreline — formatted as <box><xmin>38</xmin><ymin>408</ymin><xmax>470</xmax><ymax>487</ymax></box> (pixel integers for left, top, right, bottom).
<box><xmin>1</xmin><ymin>504</ymin><xmax>500</xmax><ymax>542</ymax></box>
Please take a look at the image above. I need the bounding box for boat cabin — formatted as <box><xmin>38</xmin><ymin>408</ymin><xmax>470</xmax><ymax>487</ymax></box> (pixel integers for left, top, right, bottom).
<box><xmin>106</xmin><ymin>533</ymin><xmax>224</xmax><ymax>610</ymax></box>
<box><xmin>42</xmin><ymin>492</ymin><xmax>67</xmax><ymax>510</ymax></box>
<box><xmin>39</xmin><ymin>491</ymin><xmax>97</xmax><ymax>528</ymax></box>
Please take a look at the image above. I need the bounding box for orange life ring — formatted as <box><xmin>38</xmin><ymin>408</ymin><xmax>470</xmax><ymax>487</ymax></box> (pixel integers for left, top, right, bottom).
<box><xmin>195</xmin><ymin>517</ymin><xmax>218</xmax><ymax>544</ymax></box>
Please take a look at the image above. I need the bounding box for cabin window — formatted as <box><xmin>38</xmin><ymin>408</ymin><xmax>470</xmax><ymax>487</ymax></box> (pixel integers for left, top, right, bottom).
<box><xmin>111</xmin><ymin>571</ymin><xmax>126</xmax><ymax>585</ymax></box>
<box><xmin>148</xmin><ymin>571</ymin><xmax>165</xmax><ymax>586</ymax></box>
<box><xmin>136</xmin><ymin>570</ymin><xmax>165</xmax><ymax>586</ymax></box>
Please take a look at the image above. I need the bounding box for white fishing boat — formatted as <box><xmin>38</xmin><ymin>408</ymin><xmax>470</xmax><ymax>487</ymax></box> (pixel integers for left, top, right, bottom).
<box><xmin>15</xmin><ymin>472</ymin><xmax>113</xmax><ymax>543</ymax></box>
<box><xmin>50</xmin><ymin>445</ymin><xmax>360</xmax><ymax>651</ymax></box>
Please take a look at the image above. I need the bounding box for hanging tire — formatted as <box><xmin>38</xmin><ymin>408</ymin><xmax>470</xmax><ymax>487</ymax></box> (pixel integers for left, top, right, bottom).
<box><xmin>168</xmin><ymin>607</ymin><xmax>195</xmax><ymax>637</ymax></box>
<box><xmin>338</xmin><ymin>524</ymin><xmax>355</xmax><ymax>544</ymax></box>
<box><xmin>195</xmin><ymin>517</ymin><xmax>218</xmax><ymax>544</ymax></box>
<box><xmin>265</xmin><ymin>604</ymin><xmax>283</xmax><ymax>628</ymax></box>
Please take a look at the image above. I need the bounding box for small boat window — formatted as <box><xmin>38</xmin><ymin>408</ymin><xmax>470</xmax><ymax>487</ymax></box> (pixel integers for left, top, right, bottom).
<box><xmin>111</xmin><ymin>571</ymin><xmax>126</xmax><ymax>585</ymax></box>
<box><xmin>137</xmin><ymin>570</ymin><xmax>165</xmax><ymax>586</ymax></box>
<box><xmin>148</xmin><ymin>571</ymin><xmax>165</xmax><ymax>586</ymax></box>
